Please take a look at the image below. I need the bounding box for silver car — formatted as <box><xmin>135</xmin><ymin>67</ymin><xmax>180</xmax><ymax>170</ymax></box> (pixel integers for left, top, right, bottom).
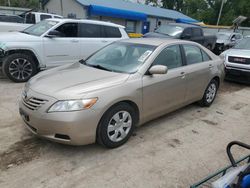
<box><xmin>19</xmin><ymin>39</ymin><xmax>224</xmax><ymax>148</ymax></box>
<box><xmin>221</xmin><ymin>37</ymin><xmax>250</xmax><ymax>83</ymax></box>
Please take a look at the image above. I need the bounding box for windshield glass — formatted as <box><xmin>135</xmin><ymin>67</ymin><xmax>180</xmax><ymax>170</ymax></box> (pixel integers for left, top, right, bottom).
<box><xmin>233</xmin><ymin>38</ymin><xmax>250</xmax><ymax>49</ymax></box>
<box><xmin>216</xmin><ymin>33</ymin><xmax>230</xmax><ymax>40</ymax></box>
<box><xmin>84</xmin><ymin>42</ymin><xmax>156</xmax><ymax>73</ymax></box>
<box><xmin>155</xmin><ymin>25</ymin><xmax>184</xmax><ymax>37</ymax></box>
<box><xmin>23</xmin><ymin>20</ymin><xmax>58</xmax><ymax>36</ymax></box>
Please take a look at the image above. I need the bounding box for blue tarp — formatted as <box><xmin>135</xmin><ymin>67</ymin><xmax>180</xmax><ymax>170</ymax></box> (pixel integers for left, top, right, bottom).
<box><xmin>88</xmin><ymin>5</ymin><xmax>147</xmax><ymax>21</ymax></box>
<box><xmin>176</xmin><ymin>18</ymin><xmax>199</xmax><ymax>24</ymax></box>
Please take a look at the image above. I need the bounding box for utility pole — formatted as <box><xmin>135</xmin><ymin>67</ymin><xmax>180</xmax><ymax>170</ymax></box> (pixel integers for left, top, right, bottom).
<box><xmin>217</xmin><ymin>0</ymin><xmax>226</xmax><ymax>26</ymax></box>
<box><xmin>7</xmin><ymin>0</ymin><xmax>11</xmax><ymax>7</ymax></box>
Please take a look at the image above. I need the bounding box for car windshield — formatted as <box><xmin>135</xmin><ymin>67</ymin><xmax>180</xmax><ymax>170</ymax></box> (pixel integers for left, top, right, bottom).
<box><xmin>233</xmin><ymin>38</ymin><xmax>250</xmax><ymax>49</ymax></box>
<box><xmin>155</xmin><ymin>25</ymin><xmax>184</xmax><ymax>37</ymax></box>
<box><xmin>22</xmin><ymin>20</ymin><xmax>58</xmax><ymax>36</ymax></box>
<box><xmin>216</xmin><ymin>33</ymin><xmax>230</xmax><ymax>40</ymax></box>
<box><xmin>83</xmin><ymin>42</ymin><xmax>156</xmax><ymax>73</ymax></box>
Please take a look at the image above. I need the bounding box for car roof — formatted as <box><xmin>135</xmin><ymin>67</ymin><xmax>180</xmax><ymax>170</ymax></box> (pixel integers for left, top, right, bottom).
<box><xmin>47</xmin><ymin>18</ymin><xmax>125</xmax><ymax>28</ymax></box>
<box><xmin>119</xmin><ymin>38</ymin><xmax>196</xmax><ymax>46</ymax></box>
<box><xmin>167</xmin><ymin>23</ymin><xmax>201</xmax><ymax>28</ymax></box>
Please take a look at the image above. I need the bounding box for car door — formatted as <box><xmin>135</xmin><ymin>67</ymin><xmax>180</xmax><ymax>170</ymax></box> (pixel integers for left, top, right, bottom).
<box><xmin>142</xmin><ymin>45</ymin><xmax>187</xmax><ymax>120</ymax></box>
<box><xmin>43</xmin><ymin>22</ymin><xmax>81</xmax><ymax>68</ymax></box>
<box><xmin>191</xmin><ymin>28</ymin><xmax>204</xmax><ymax>45</ymax></box>
<box><xmin>182</xmin><ymin>44</ymin><xmax>212</xmax><ymax>102</ymax></box>
<box><xmin>78</xmin><ymin>23</ymin><xmax>122</xmax><ymax>60</ymax></box>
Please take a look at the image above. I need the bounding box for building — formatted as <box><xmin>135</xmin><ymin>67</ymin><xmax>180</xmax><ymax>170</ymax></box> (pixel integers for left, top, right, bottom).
<box><xmin>43</xmin><ymin>0</ymin><xmax>197</xmax><ymax>34</ymax></box>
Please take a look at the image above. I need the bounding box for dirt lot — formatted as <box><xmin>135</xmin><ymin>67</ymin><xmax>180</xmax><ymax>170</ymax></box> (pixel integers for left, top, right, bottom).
<box><xmin>0</xmin><ymin>74</ymin><xmax>249</xmax><ymax>188</ymax></box>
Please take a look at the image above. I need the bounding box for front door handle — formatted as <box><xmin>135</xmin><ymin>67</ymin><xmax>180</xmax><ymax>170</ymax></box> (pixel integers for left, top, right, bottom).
<box><xmin>209</xmin><ymin>64</ymin><xmax>213</xmax><ymax>69</ymax></box>
<box><xmin>180</xmin><ymin>72</ymin><xmax>185</xmax><ymax>79</ymax></box>
<box><xmin>101</xmin><ymin>40</ymin><xmax>109</xmax><ymax>43</ymax></box>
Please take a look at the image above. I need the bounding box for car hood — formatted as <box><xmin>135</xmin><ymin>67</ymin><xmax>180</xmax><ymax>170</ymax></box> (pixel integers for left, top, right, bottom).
<box><xmin>223</xmin><ymin>48</ymin><xmax>250</xmax><ymax>58</ymax></box>
<box><xmin>29</xmin><ymin>63</ymin><xmax>130</xmax><ymax>99</ymax></box>
<box><xmin>0</xmin><ymin>32</ymin><xmax>39</xmax><ymax>43</ymax></box>
<box><xmin>143</xmin><ymin>32</ymin><xmax>172</xmax><ymax>38</ymax></box>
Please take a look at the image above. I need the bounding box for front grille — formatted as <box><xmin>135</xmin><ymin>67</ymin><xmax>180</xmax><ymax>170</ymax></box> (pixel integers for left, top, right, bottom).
<box><xmin>22</xmin><ymin>97</ymin><xmax>47</xmax><ymax>111</ymax></box>
<box><xmin>228</xmin><ymin>56</ymin><xmax>250</xmax><ymax>65</ymax></box>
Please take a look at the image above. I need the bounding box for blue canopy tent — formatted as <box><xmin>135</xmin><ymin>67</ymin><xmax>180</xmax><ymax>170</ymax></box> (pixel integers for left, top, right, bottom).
<box><xmin>88</xmin><ymin>5</ymin><xmax>147</xmax><ymax>21</ymax></box>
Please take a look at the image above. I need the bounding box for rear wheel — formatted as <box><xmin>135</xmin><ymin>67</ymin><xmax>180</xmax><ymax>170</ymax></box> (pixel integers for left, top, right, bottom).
<box><xmin>199</xmin><ymin>79</ymin><xmax>218</xmax><ymax>107</ymax></box>
<box><xmin>97</xmin><ymin>103</ymin><xmax>136</xmax><ymax>148</ymax></box>
<box><xmin>2</xmin><ymin>53</ymin><xmax>37</xmax><ymax>82</ymax></box>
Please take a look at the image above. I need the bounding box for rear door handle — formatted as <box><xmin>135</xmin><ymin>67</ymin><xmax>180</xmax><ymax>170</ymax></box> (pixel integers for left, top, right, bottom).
<box><xmin>101</xmin><ymin>40</ymin><xmax>109</xmax><ymax>43</ymax></box>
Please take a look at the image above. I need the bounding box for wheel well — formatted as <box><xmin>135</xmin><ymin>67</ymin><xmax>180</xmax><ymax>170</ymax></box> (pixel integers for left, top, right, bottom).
<box><xmin>212</xmin><ymin>76</ymin><xmax>220</xmax><ymax>87</ymax></box>
<box><xmin>6</xmin><ymin>50</ymin><xmax>39</xmax><ymax>68</ymax></box>
<box><xmin>120</xmin><ymin>100</ymin><xmax>140</xmax><ymax>124</ymax></box>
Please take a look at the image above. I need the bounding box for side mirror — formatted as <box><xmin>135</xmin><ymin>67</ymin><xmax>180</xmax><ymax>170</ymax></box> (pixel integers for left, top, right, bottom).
<box><xmin>231</xmin><ymin>37</ymin><xmax>236</xmax><ymax>42</ymax></box>
<box><xmin>181</xmin><ymin>33</ymin><xmax>191</xmax><ymax>39</ymax></box>
<box><xmin>149</xmin><ymin>65</ymin><xmax>168</xmax><ymax>75</ymax></box>
<box><xmin>45</xmin><ymin>30</ymin><xmax>61</xmax><ymax>38</ymax></box>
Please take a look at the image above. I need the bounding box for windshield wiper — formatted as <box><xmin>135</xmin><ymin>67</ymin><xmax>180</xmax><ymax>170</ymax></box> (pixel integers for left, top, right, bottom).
<box><xmin>90</xmin><ymin>64</ymin><xmax>111</xmax><ymax>71</ymax></box>
<box><xmin>20</xmin><ymin>31</ymin><xmax>30</xmax><ymax>35</ymax></box>
<box><xmin>79</xmin><ymin>59</ymin><xmax>86</xmax><ymax>64</ymax></box>
<box><xmin>80</xmin><ymin>59</ymin><xmax>113</xmax><ymax>71</ymax></box>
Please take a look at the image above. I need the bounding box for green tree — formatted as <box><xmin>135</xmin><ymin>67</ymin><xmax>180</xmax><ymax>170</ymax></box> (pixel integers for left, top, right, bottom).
<box><xmin>0</xmin><ymin>0</ymin><xmax>39</xmax><ymax>9</ymax></box>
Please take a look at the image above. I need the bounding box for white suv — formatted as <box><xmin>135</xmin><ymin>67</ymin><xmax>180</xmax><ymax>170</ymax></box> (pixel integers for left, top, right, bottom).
<box><xmin>0</xmin><ymin>19</ymin><xmax>129</xmax><ymax>82</ymax></box>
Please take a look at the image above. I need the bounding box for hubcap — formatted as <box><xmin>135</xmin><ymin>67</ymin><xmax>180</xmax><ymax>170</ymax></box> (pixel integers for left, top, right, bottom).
<box><xmin>206</xmin><ymin>83</ymin><xmax>217</xmax><ymax>103</ymax></box>
<box><xmin>107</xmin><ymin>111</ymin><xmax>132</xmax><ymax>142</ymax></box>
<box><xmin>9</xmin><ymin>58</ymin><xmax>33</xmax><ymax>80</ymax></box>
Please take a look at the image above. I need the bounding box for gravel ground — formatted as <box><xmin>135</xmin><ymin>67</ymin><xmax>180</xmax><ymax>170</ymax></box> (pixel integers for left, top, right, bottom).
<box><xmin>0</xmin><ymin>75</ymin><xmax>249</xmax><ymax>188</ymax></box>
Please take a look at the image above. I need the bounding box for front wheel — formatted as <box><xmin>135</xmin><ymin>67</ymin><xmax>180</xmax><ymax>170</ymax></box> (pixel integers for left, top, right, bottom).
<box><xmin>199</xmin><ymin>79</ymin><xmax>218</xmax><ymax>107</ymax></box>
<box><xmin>2</xmin><ymin>53</ymin><xmax>37</xmax><ymax>82</ymax></box>
<box><xmin>97</xmin><ymin>103</ymin><xmax>136</xmax><ymax>148</ymax></box>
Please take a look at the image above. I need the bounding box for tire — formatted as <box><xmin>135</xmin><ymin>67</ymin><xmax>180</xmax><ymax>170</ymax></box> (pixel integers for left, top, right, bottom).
<box><xmin>2</xmin><ymin>53</ymin><xmax>37</xmax><ymax>83</ymax></box>
<box><xmin>199</xmin><ymin>79</ymin><xmax>218</xmax><ymax>107</ymax></box>
<box><xmin>97</xmin><ymin>103</ymin><xmax>136</xmax><ymax>148</ymax></box>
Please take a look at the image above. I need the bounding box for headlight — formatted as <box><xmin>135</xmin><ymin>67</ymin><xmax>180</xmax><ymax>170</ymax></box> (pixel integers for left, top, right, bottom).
<box><xmin>48</xmin><ymin>98</ymin><xmax>98</xmax><ymax>112</ymax></box>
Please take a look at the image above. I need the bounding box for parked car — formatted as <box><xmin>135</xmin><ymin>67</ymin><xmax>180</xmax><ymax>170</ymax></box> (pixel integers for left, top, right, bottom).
<box><xmin>19</xmin><ymin>38</ymin><xmax>224</xmax><ymax>148</ymax></box>
<box><xmin>0</xmin><ymin>14</ymin><xmax>24</xmax><ymax>23</ymax></box>
<box><xmin>0</xmin><ymin>12</ymin><xmax>63</xmax><ymax>32</ymax></box>
<box><xmin>220</xmin><ymin>37</ymin><xmax>250</xmax><ymax>83</ymax></box>
<box><xmin>0</xmin><ymin>18</ymin><xmax>129</xmax><ymax>82</ymax></box>
<box><xmin>214</xmin><ymin>32</ymin><xmax>243</xmax><ymax>54</ymax></box>
<box><xmin>143</xmin><ymin>23</ymin><xmax>216</xmax><ymax>51</ymax></box>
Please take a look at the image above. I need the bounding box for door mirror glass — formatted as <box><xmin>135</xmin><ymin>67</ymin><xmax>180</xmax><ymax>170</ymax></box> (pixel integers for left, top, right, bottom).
<box><xmin>45</xmin><ymin>30</ymin><xmax>61</xmax><ymax>38</ymax></box>
<box><xmin>149</xmin><ymin>65</ymin><xmax>168</xmax><ymax>75</ymax></box>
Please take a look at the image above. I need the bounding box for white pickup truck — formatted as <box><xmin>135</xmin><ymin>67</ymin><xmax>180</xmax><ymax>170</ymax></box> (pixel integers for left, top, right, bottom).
<box><xmin>0</xmin><ymin>12</ymin><xmax>63</xmax><ymax>32</ymax></box>
<box><xmin>0</xmin><ymin>19</ymin><xmax>129</xmax><ymax>82</ymax></box>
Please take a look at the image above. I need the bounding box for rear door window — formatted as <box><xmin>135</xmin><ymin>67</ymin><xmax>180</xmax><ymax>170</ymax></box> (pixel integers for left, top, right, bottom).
<box><xmin>103</xmin><ymin>26</ymin><xmax>121</xmax><ymax>38</ymax></box>
<box><xmin>79</xmin><ymin>23</ymin><xmax>102</xmax><ymax>38</ymax></box>
<box><xmin>201</xmin><ymin>50</ymin><xmax>211</xmax><ymax>61</ymax></box>
<box><xmin>40</xmin><ymin>14</ymin><xmax>52</xmax><ymax>21</ymax></box>
<box><xmin>183</xmin><ymin>45</ymin><xmax>203</xmax><ymax>65</ymax></box>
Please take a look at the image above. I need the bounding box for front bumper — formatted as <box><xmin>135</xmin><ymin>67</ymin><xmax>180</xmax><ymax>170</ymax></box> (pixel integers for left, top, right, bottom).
<box><xmin>19</xmin><ymin>89</ymin><xmax>101</xmax><ymax>145</ymax></box>
<box><xmin>225</xmin><ymin>66</ymin><xmax>250</xmax><ymax>83</ymax></box>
